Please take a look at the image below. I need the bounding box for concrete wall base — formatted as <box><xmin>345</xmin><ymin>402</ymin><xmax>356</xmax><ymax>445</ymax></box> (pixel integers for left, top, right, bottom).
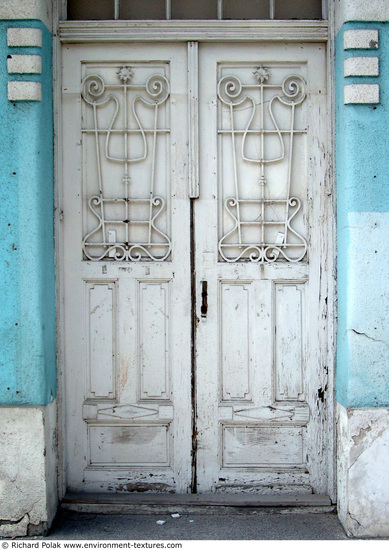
<box><xmin>0</xmin><ymin>401</ymin><xmax>58</xmax><ymax>537</ymax></box>
<box><xmin>337</xmin><ymin>403</ymin><xmax>389</xmax><ymax>537</ymax></box>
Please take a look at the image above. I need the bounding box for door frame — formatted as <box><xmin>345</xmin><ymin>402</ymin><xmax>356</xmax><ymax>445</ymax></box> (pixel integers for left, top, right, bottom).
<box><xmin>53</xmin><ymin>7</ymin><xmax>336</xmax><ymax>502</ymax></box>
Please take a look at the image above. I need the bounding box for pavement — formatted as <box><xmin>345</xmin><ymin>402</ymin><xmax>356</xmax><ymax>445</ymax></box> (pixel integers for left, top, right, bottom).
<box><xmin>43</xmin><ymin>509</ymin><xmax>349</xmax><ymax>540</ymax></box>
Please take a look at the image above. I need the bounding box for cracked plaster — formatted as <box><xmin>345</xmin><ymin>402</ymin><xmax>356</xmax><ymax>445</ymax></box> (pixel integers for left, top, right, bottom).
<box><xmin>337</xmin><ymin>404</ymin><xmax>389</xmax><ymax>537</ymax></box>
<box><xmin>0</xmin><ymin>402</ymin><xmax>57</xmax><ymax>537</ymax></box>
<box><xmin>0</xmin><ymin>514</ymin><xmax>30</xmax><ymax>538</ymax></box>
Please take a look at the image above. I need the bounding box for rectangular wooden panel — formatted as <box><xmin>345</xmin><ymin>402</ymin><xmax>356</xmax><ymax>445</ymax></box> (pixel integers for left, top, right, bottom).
<box><xmin>274</xmin><ymin>283</ymin><xmax>304</xmax><ymax>401</ymax></box>
<box><xmin>138</xmin><ymin>281</ymin><xmax>170</xmax><ymax>400</ymax></box>
<box><xmin>220</xmin><ymin>282</ymin><xmax>251</xmax><ymax>401</ymax></box>
<box><xmin>223</xmin><ymin>425</ymin><xmax>303</xmax><ymax>467</ymax></box>
<box><xmin>88</xmin><ymin>425</ymin><xmax>169</xmax><ymax>466</ymax></box>
<box><xmin>86</xmin><ymin>282</ymin><xmax>116</xmax><ymax>399</ymax></box>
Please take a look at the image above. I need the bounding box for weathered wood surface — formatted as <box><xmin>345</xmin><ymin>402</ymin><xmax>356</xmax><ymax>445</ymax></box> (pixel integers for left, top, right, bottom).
<box><xmin>63</xmin><ymin>492</ymin><xmax>332</xmax><ymax>508</ymax></box>
<box><xmin>61</xmin><ymin>40</ymin><xmax>334</xmax><ymax>498</ymax></box>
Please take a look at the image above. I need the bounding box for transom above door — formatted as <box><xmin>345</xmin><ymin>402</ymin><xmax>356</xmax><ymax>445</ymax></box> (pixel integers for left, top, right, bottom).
<box><xmin>61</xmin><ymin>40</ymin><xmax>333</xmax><ymax>496</ymax></box>
<box><xmin>65</xmin><ymin>0</ymin><xmax>325</xmax><ymax>21</ymax></box>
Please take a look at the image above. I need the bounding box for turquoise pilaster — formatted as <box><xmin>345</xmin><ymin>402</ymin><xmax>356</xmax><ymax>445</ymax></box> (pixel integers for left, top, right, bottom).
<box><xmin>336</xmin><ymin>22</ymin><xmax>389</xmax><ymax>407</ymax></box>
<box><xmin>0</xmin><ymin>20</ymin><xmax>55</xmax><ymax>405</ymax></box>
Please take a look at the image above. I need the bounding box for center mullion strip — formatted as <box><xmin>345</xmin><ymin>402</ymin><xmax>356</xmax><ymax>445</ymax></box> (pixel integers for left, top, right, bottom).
<box><xmin>190</xmin><ymin>198</ymin><xmax>197</xmax><ymax>494</ymax></box>
<box><xmin>188</xmin><ymin>42</ymin><xmax>199</xmax><ymax>198</ymax></box>
<box><xmin>188</xmin><ymin>40</ymin><xmax>200</xmax><ymax>494</ymax></box>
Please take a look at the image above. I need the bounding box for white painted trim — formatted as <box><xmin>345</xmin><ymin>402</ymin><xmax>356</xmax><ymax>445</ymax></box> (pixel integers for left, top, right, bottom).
<box><xmin>7</xmin><ymin>81</ymin><xmax>41</xmax><ymax>101</ymax></box>
<box><xmin>344</xmin><ymin>84</ymin><xmax>379</xmax><ymax>104</ymax></box>
<box><xmin>344</xmin><ymin>57</ymin><xmax>379</xmax><ymax>77</ymax></box>
<box><xmin>52</xmin><ymin>0</ymin><xmax>67</xmax><ymax>502</ymax></box>
<box><xmin>344</xmin><ymin>29</ymin><xmax>379</xmax><ymax>50</ymax></box>
<box><xmin>7</xmin><ymin>54</ymin><xmax>42</xmax><ymax>75</ymax></box>
<box><xmin>59</xmin><ymin>20</ymin><xmax>328</xmax><ymax>43</ymax></box>
<box><xmin>7</xmin><ymin>27</ymin><xmax>42</xmax><ymax>47</ymax></box>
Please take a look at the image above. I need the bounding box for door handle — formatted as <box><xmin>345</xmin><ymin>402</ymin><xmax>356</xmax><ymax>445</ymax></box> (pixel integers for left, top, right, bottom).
<box><xmin>201</xmin><ymin>281</ymin><xmax>208</xmax><ymax>318</ymax></box>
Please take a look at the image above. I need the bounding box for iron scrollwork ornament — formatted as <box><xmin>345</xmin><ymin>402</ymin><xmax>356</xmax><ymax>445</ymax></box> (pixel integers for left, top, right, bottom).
<box><xmin>81</xmin><ymin>67</ymin><xmax>171</xmax><ymax>262</ymax></box>
<box><xmin>218</xmin><ymin>67</ymin><xmax>308</xmax><ymax>263</ymax></box>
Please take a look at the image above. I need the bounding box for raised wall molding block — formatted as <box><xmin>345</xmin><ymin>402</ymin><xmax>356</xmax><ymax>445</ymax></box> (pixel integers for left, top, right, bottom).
<box><xmin>344</xmin><ymin>29</ymin><xmax>379</xmax><ymax>50</ymax></box>
<box><xmin>344</xmin><ymin>84</ymin><xmax>379</xmax><ymax>105</ymax></box>
<box><xmin>7</xmin><ymin>28</ymin><xmax>43</xmax><ymax>101</ymax></box>
<box><xmin>7</xmin><ymin>54</ymin><xmax>42</xmax><ymax>74</ymax></box>
<box><xmin>7</xmin><ymin>81</ymin><xmax>42</xmax><ymax>102</ymax></box>
<box><xmin>344</xmin><ymin>57</ymin><xmax>379</xmax><ymax>77</ymax></box>
<box><xmin>7</xmin><ymin>27</ymin><xmax>42</xmax><ymax>48</ymax></box>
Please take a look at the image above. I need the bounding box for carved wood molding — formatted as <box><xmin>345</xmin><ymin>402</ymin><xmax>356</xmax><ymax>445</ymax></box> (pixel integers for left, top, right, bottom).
<box><xmin>59</xmin><ymin>20</ymin><xmax>328</xmax><ymax>43</ymax></box>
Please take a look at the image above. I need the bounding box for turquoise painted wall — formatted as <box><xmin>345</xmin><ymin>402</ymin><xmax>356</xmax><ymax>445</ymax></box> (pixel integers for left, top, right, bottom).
<box><xmin>0</xmin><ymin>20</ymin><xmax>55</xmax><ymax>405</ymax></box>
<box><xmin>336</xmin><ymin>22</ymin><xmax>389</xmax><ymax>407</ymax></box>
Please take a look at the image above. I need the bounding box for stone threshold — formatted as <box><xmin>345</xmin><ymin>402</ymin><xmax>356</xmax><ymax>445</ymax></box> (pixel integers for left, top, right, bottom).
<box><xmin>62</xmin><ymin>492</ymin><xmax>335</xmax><ymax>514</ymax></box>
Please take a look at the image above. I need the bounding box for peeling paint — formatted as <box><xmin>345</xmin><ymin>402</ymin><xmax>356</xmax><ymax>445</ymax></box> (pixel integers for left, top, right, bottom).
<box><xmin>351</xmin><ymin>424</ymin><xmax>372</xmax><ymax>446</ymax></box>
<box><xmin>337</xmin><ymin>404</ymin><xmax>389</xmax><ymax>537</ymax></box>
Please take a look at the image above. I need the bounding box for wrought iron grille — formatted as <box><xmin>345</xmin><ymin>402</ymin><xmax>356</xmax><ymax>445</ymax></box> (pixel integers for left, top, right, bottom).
<box><xmin>81</xmin><ymin>66</ymin><xmax>171</xmax><ymax>261</ymax></box>
<box><xmin>217</xmin><ymin>66</ymin><xmax>308</xmax><ymax>263</ymax></box>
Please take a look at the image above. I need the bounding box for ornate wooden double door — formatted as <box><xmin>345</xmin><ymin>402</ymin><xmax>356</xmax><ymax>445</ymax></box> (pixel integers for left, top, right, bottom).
<box><xmin>62</xmin><ymin>41</ymin><xmax>332</xmax><ymax>495</ymax></box>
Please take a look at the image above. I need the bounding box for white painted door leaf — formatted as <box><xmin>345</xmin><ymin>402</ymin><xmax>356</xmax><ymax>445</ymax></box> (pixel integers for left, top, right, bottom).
<box><xmin>63</xmin><ymin>43</ymin><xmax>192</xmax><ymax>493</ymax></box>
<box><xmin>62</xmin><ymin>41</ymin><xmax>332</xmax><ymax>496</ymax></box>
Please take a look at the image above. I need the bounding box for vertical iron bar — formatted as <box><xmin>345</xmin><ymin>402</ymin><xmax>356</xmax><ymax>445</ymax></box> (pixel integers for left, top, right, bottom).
<box><xmin>230</xmin><ymin>102</ymin><xmax>242</xmax><ymax>244</ymax></box>
<box><xmin>123</xmin><ymin>84</ymin><xmax>129</xmax><ymax>245</ymax></box>
<box><xmin>217</xmin><ymin>0</ymin><xmax>223</xmax><ymax>20</ymax></box>
<box><xmin>148</xmin><ymin>104</ymin><xmax>158</xmax><ymax>244</ymax></box>
<box><xmin>322</xmin><ymin>0</ymin><xmax>328</xmax><ymax>20</ymax></box>
<box><xmin>269</xmin><ymin>0</ymin><xmax>275</xmax><ymax>20</ymax></box>
<box><xmin>114</xmin><ymin>0</ymin><xmax>120</xmax><ymax>20</ymax></box>
<box><xmin>261</xmin><ymin>177</ymin><xmax>265</xmax><ymax>245</ymax></box>
<box><xmin>93</xmin><ymin>104</ymin><xmax>106</xmax><ymax>244</ymax></box>
<box><xmin>284</xmin><ymin>103</ymin><xmax>295</xmax><ymax>245</ymax></box>
<box><xmin>166</xmin><ymin>0</ymin><xmax>171</xmax><ymax>20</ymax></box>
<box><xmin>60</xmin><ymin>0</ymin><xmax>67</xmax><ymax>19</ymax></box>
<box><xmin>260</xmin><ymin>80</ymin><xmax>265</xmax><ymax>245</ymax></box>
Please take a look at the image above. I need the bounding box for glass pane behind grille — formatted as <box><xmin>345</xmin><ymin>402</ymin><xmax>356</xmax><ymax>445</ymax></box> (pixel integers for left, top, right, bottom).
<box><xmin>120</xmin><ymin>0</ymin><xmax>166</xmax><ymax>20</ymax></box>
<box><xmin>276</xmin><ymin>0</ymin><xmax>322</xmax><ymax>19</ymax></box>
<box><xmin>67</xmin><ymin>0</ymin><xmax>115</xmax><ymax>20</ymax></box>
<box><xmin>66</xmin><ymin>1</ymin><xmax>324</xmax><ymax>21</ymax></box>
<box><xmin>223</xmin><ymin>0</ymin><xmax>269</xmax><ymax>20</ymax></box>
<box><xmin>171</xmin><ymin>0</ymin><xmax>217</xmax><ymax>19</ymax></box>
